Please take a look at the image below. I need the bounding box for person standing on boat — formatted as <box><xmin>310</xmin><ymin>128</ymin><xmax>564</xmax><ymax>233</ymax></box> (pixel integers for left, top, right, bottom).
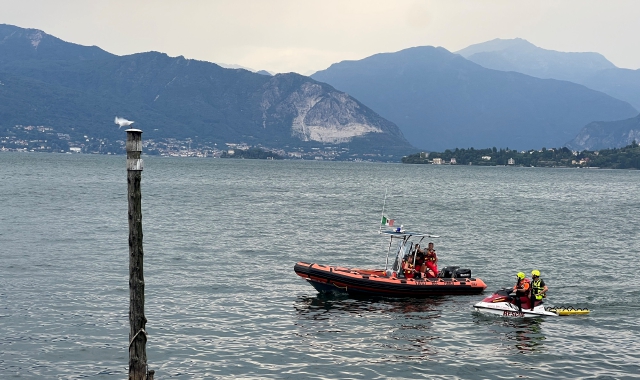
<box><xmin>512</xmin><ymin>272</ymin><xmax>531</xmax><ymax>311</ymax></box>
<box><xmin>529</xmin><ymin>270</ymin><xmax>548</xmax><ymax>309</ymax></box>
<box><xmin>424</xmin><ymin>242</ymin><xmax>438</xmax><ymax>278</ymax></box>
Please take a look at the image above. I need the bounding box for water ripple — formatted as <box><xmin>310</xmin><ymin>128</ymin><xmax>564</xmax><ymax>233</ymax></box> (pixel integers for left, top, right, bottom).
<box><xmin>1</xmin><ymin>154</ymin><xmax>639</xmax><ymax>378</ymax></box>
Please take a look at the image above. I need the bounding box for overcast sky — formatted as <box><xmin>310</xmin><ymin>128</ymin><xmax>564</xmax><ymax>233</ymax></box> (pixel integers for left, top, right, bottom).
<box><xmin>2</xmin><ymin>0</ymin><xmax>639</xmax><ymax>75</ymax></box>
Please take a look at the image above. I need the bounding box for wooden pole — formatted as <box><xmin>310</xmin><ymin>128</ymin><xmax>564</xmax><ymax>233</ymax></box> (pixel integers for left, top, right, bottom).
<box><xmin>126</xmin><ymin>129</ymin><xmax>154</xmax><ymax>380</ymax></box>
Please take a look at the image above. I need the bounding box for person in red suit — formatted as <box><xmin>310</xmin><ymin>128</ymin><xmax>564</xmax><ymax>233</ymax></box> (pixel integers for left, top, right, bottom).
<box><xmin>424</xmin><ymin>242</ymin><xmax>438</xmax><ymax>278</ymax></box>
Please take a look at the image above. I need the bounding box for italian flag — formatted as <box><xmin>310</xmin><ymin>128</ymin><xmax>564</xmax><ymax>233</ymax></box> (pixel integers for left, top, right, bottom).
<box><xmin>381</xmin><ymin>216</ymin><xmax>394</xmax><ymax>226</ymax></box>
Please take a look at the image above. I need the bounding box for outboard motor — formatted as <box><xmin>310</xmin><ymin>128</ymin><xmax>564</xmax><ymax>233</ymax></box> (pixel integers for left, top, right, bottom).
<box><xmin>439</xmin><ymin>266</ymin><xmax>459</xmax><ymax>278</ymax></box>
<box><xmin>439</xmin><ymin>266</ymin><xmax>472</xmax><ymax>278</ymax></box>
<box><xmin>454</xmin><ymin>268</ymin><xmax>472</xmax><ymax>278</ymax></box>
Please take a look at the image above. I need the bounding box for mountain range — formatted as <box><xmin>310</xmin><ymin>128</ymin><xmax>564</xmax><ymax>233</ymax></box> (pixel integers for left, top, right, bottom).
<box><xmin>312</xmin><ymin>45</ymin><xmax>638</xmax><ymax>152</ymax></box>
<box><xmin>1</xmin><ymin>23</ymin><xmax>639</xmax><ymax>157</ymax></box>
<box><xmin>457</xmin><ymin>38</ymin><xmax>640</xmax><ymax>111</ymax></box>
<box><xmin>454</xmin><ymin>38</ymin><xmax>640</xmax><ymax>150</ymax></box>
<box><xmin>0</xmin><ymin>24</ymin><xmax>412</xmax><ymax>159</ymax></box>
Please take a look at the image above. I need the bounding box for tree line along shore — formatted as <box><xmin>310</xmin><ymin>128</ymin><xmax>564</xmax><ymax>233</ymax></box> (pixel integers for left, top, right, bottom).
<box><xmin>402</xmin><ymin>142</ymin><xmax>640</xmax><ymax>169</ymax></box>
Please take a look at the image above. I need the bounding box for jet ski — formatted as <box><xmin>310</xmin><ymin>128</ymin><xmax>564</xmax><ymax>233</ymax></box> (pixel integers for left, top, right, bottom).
<box><xmin>473</xmin><ymin>288</ymin><xmax>559</xmax><ymax>318</ymax></box>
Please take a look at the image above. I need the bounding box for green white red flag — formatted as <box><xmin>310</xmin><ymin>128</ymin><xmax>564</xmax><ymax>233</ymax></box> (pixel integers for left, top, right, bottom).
<box><xmin>381</xmin><ymin>216</ymin><xmax>395</xmax><ymax>226</ymax></box>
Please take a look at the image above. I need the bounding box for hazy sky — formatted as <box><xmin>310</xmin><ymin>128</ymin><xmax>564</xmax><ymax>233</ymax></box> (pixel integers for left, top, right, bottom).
<box><xmin>2</xmin><ymin>0</ymin><xmax>639</xmax><ymax>75</ymax></box>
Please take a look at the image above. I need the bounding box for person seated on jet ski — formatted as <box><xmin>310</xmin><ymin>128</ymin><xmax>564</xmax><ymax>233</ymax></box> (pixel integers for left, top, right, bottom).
<box><xmin>511</xmin><ymin>272</ymin><xmax>531</xmax><ymax>311</ymax></box>
<box><xmin>529</xmin><ymin>269</ymin><xmax>548</xmax><ymax>308</ymax></box>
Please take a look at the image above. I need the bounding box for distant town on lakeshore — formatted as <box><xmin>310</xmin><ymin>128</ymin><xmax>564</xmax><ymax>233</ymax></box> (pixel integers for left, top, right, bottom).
<box><xmin>3</xmin><ymin>123</ymin><xmax>639</xmax><ymax>169</ymax></box>
<box><xmin>0</xmin><ymin>124</ymin><xmax>380</xmax><ymax>161</ymax></box>
<box><xmin>402</xmin><ymin>143</ymin><xmax>640</xmax><ymax>169</ymax></box>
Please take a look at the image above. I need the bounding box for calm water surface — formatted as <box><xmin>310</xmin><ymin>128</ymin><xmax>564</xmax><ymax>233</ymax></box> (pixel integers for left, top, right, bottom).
<box><xmin>1</xmin><ymin>153</ymin><xmax>639</xmax><ymax>379</ymax></box>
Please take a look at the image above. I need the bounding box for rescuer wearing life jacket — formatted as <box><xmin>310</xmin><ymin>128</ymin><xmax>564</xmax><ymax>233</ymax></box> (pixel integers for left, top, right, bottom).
<box><xmin>423</xmin><ymin>242</ymin><xmax>438</xmax><ymax>278</ymax></box>
<box><xmin>529</xmin><ymin>269</ymin><xmax>548</xmax><ymax>309</ymax></box>
<box><xmin>402</xmin><ymin>252</ymin><xmax>416</xmax><ymax>279</ymax></box>
<box><xmin>513</xmin><ymin>272</ymin><xmax>531</xmax><ymax>311</ymax></box>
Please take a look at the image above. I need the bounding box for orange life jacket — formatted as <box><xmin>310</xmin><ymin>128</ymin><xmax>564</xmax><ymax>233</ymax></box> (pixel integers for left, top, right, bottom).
<box><xmin>426</xmin><ymin>249</ymin><xmax>437</xmax><ymax>262</ymax></box>
<box><xmin>514</xmin><ymin>278</ymin><xmax>530</xmax><ymax>292</ymax></box>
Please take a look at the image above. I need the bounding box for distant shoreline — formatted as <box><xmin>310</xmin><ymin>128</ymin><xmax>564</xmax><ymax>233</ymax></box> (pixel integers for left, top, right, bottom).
<box><xmin>3</xmin><ymin>148</ymin><xmax>640</xmax><ymax>170</ymax></box>
<box><xmin>402</xmin><ymin>143</ymin><xmax>640</xmax><ymax>170</ymax></box>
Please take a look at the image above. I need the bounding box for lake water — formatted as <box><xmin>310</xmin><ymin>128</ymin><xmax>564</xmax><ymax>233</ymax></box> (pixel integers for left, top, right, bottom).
<box><xmin>1</xmin><ymin>152</ymin><xmax>639</xmax><ymax>379</ymax></box>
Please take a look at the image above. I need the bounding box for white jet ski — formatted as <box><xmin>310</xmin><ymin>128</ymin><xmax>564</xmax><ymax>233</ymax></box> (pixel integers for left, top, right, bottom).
<box><xmin>473</xmin><ymin>288</ymin><xmax>559</xmax><ymax>318</ymax></box>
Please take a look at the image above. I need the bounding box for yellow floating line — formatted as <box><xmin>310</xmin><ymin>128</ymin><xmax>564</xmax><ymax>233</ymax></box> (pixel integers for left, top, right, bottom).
<box><xmin>548</xmin><ymin>307</ymin><xmax>590</xmax><ymax>316</ymax></box>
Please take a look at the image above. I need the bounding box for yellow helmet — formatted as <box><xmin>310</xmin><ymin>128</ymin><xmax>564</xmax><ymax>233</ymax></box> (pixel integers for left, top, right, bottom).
<box><xmin>531</xmin><ymin>270</ymin><xmax>540</xmax><ymax>277</ymax></box>
<box><xmin>517</xmin><ymin>272</ymin><xmax>525</xmax><ymax>280</ymax></box>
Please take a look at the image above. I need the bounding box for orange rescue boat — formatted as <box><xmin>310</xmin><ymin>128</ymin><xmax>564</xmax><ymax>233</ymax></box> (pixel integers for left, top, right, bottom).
<box><xmin>294</xmin><ymin>229</ymin><xmax>487</xmax><ymax>298</ymax></box>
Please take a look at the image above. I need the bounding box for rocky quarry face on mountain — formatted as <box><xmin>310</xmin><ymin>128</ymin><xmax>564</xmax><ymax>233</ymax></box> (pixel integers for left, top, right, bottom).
<box><xmin>262</xmin><ymin>81</ymin><xmax>384</xmax><ymax>144</ymax></box>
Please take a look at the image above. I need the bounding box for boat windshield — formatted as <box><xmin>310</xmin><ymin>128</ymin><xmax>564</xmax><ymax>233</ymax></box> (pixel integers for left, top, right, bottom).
<box><xmin>384</xmin><ymin>233</ymin><xmax>438</xmax><ymax>273</ymax></box>
<box><xmin>381</xmin><ymin>230</ymin><xmax>439</xmax><ymax>273</ymax></box>
<box><xmin>390</xmin><ymin>239</ymin><xmax>410</xmax><ymax>273</ymax></box>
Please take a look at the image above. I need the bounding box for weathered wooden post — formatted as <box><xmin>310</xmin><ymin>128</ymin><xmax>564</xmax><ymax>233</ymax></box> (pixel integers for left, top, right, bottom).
<box><xmin>126</xmin><ymin>128</ymin><xmax>154</xmax><ymax>380</ymax></box>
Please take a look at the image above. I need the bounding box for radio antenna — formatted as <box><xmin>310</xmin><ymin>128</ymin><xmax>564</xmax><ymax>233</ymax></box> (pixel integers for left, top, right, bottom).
<box><xmin>379</xmin><ymin>188</ymin><xmax>387</xmax><ymax>234</ymax></box>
